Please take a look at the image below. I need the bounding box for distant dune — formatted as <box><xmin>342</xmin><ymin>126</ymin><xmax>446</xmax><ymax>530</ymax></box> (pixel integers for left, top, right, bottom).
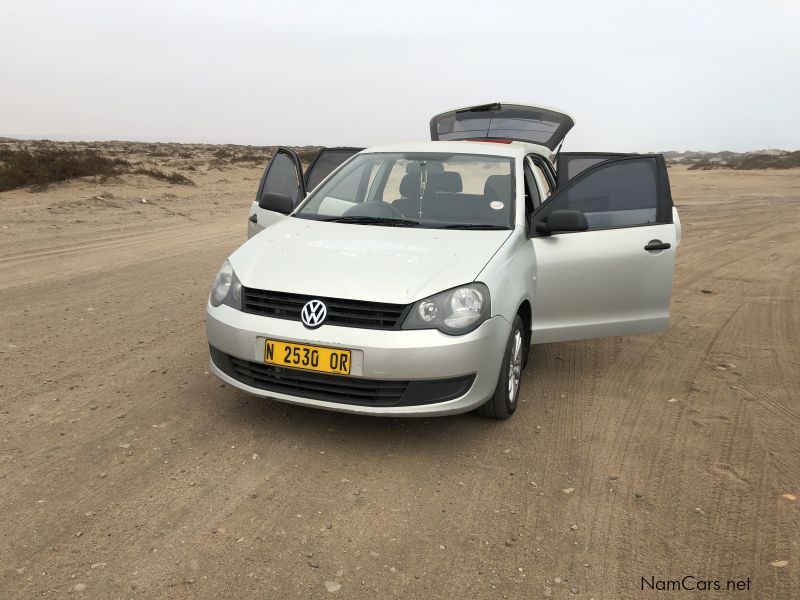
<box><xmin>2</xmin><ymin>138</ymin><xmax>799</xmax><ymax>192</ymax></box>
<box><xmin>662</xmin><ymin>149</ymin><xmax>800</xmax><ymax>170</ymax></box>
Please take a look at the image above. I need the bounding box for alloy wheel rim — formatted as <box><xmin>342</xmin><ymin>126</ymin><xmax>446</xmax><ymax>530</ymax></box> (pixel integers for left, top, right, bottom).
<box><xmin>507</xmin><ymin>329</ymin><xmax>523</xmax><ymax>406</ymax></box>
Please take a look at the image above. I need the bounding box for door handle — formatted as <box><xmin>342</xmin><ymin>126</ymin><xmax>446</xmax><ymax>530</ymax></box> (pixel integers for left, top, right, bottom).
<box><xmin>249</xmin><ymin>213</ymin><xmax>258</xmax><ymax>223</ymax></box>
<box><xmin>644</xmin><ymin>240</ymin><xmax>670</xmax><ymax>251</ymax></box>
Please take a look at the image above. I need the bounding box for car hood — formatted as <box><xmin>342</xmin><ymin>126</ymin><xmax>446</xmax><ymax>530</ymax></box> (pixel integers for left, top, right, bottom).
<box><xmin>230</xmin><ymin>218</ymin><xmax>512</xmax><ymax>304</ymax></box>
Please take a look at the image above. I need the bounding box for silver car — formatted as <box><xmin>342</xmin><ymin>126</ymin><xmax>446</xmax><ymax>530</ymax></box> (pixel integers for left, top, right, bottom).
<box><xmin>207</xmin><ymin>103</ymin><xmax>680</xmax><ymax>418</ymax></box>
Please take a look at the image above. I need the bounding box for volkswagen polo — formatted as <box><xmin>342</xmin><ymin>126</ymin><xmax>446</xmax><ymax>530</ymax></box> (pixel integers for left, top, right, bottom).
<box><xmin>207</xmin><ymin>103</ymin><xmax>680</xmax><ymax>418</ymax></box>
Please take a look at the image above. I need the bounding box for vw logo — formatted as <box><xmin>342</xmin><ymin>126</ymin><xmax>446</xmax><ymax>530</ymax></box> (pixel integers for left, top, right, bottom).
<box><xmin>300</xmin><ymin>299</ymin><xmax>327</xmax><ymax>329</ymax></box>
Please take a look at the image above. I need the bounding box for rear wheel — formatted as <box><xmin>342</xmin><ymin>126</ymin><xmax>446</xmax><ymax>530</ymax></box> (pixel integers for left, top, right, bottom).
<box><xmin>476</xmin><ymin>315</ymin><xmax>525</xmax><ymax>419</ymax></box>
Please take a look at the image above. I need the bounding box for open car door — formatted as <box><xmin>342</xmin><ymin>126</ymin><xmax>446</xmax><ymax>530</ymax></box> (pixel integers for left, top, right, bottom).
<box><xmin>430</xmin><ymin>102</ymin><xmax>574</xmax><ymax>151</ymax></box>
<box><xmin>529</xmin><ymin>154</ymin><xmax>678</xmax><ymax>343</ymax></box>
<box><xmin>248</xmin><ymin>147</ymin><xmax>304</xmax><ymax>237</ymax></box>
<box><xmin>304</xmin><ymin>147</ymin><xmax>363</xmax><ymax>192</ymax></box>
<box><xmin>248</xmin><ymin>146</ymin><xmax>363</xmax><ymax>238</ymax></box>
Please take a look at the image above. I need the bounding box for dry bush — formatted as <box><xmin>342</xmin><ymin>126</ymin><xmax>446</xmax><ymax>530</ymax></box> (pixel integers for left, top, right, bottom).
<box><xmin>0</xmin><ymin>146</ymin><xmax>129</xmax><ymax>191</ymax></box>
<box><xmin>734</xmin><ymin>151</ymin><xmax>800</xmax><ymax>169</ymax></box>
<box><xmin>688</xmin><ymin>151</ymin><xmax>800</xmax><ymax>170</ymax></box>
<box><xmin>295</xmin><ymin>147</ymin><xmax>322</xmax><ymax>163</ymax></box>
<box><xmin>0</xmin><ymin>145</ymin><xmax>198</xmax><ymax>190</ymax></box>
<box><xmin>230</xmin><ymin>153</ymin><xmax>269</xmax><ymax>163</ymax></box>
<box><xmin>132</xmin><ymin>167</ymin><xmax>195</xmax><ymax>185</ymax></box>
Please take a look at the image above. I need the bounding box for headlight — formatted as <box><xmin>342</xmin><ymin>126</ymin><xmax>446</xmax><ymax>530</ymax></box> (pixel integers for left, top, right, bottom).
<box><xmin>209</xmin><ymin>260</ymin><xmax>242</xmax><ymax>309</ymax></box>
<box><xmin>402</xmin><ymin>283</ymin><xmax>490</xmax><ymax>335</ymax></box>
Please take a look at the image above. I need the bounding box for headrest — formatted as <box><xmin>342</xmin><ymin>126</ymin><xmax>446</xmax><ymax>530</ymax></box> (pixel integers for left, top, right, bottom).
<box><xmin>406</xmin><ymin>162</ymin><xmax>444</xmax><ymax>174</ymax></box>
<box><xmin>428</xmin><ymin>171</ymin><xmax>463</xmax><ymax>193</ymax></box>
<box><xmin>484</xmin><ymin>174</ymin><xmax>512</xmax><ymax>200</ymax></box>
<box><xmin>399</xmin><ymin>173</ymin><xmax>420</xmax><ymax>198</ymax></box>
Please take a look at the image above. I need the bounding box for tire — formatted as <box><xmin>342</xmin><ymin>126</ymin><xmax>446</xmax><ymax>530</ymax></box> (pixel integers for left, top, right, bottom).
<box><xmin>476</xmin><ymin>315</ymin><xmax>525</xmax><ymax>419</ymax></box>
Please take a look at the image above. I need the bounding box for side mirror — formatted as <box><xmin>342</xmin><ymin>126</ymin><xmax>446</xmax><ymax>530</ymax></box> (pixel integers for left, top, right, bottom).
<box><xmin>258</xmin><ymin>192</ymin><xmax>294</xmax><ymax>215</ymax></box>
<box><xmin>534</xmin><ymin>209</ymin><xmax>589</xmax><ymax>235</ymax></box>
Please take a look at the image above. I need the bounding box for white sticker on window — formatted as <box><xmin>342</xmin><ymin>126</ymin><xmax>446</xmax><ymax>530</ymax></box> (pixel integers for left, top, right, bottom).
<box><xmin>490</xmin><ymin>201</ymin><xmax>504</xmax><ymax>210</ymax></box>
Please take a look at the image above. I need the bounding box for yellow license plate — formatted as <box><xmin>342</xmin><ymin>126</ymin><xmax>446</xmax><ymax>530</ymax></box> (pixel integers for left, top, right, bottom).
<box><xmin>264</xmin><ymin>339</ymin><xmax>351</xmax><ymax>375</ymax></box>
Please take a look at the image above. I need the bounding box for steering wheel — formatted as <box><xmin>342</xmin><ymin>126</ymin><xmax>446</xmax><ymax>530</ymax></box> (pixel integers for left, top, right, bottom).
<box><xmin>380</xmin><ymin>201</ymin><xmax>405</xmax><ymax>218</ymax></box>
<box><xmin>342</xmin><ymin>201</ymin><xmax>405</xmax><ymax>219</ymax></box>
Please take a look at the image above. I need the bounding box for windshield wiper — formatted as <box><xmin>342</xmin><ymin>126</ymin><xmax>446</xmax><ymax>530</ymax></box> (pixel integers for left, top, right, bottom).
<box><xmin>434</xmin><ymin>224</ymin><xmax>510</xmax><ymax>230</ymax></box>
<box><xmin>329</xmin><ymin>216</ymin><xmax>421</xmax><ymax>227</ymax></box>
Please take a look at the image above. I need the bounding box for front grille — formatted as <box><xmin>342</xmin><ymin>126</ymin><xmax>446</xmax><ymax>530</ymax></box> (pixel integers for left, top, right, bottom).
<box><xmin>210</xmin><ymin>347</ymin><xmax>475</xmax><ymax>408</ymax></box>
<box><xmin>229</xmin><ymin>355</ymin><xmax>408</xmax><ymax>405</ymax></box>
<box><xmin>242</xmin><ymin>288</ymin><xmax>409</xmax><ymax>330</ymax></box>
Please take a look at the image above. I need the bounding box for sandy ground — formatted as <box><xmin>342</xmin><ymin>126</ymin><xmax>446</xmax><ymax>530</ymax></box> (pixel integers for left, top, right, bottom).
<box><xmin>0</xmin><ymin>152</ymin><xmax>798</xmax><ymax>599</ymax></box>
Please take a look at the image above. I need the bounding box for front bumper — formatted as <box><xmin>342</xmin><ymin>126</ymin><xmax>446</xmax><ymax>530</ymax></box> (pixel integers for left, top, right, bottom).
<box><xmin>206</xmin><ymin>303</ymin><xmax>510</xmax><ymax>416</ymax></box>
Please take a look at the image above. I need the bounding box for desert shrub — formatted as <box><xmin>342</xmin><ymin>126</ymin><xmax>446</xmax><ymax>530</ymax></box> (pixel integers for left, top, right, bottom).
<box><xmin>133</xmin><ymin>167</ymin><xmax>195</xmax><ymax>185</ymax></box>
<box><xmin>295</xmin><ymin>146</ymin><xmax>322</xmax><ymax>163</ymax></box>
<box><xmin>687</xmin><ymin>161</ymin><xmax>715</xmax><ymax>171</ymax></box>
<box><xmin>0</xmin><ymin>146</ymin><xmax>129</xmax><ymax>191</ymax></box>
<box><xmin>735</xmin><ymin>152</ymin><xmax>800</xmax><ymax>170</ymax></box>
<box><xmin>206</xmin><ymin>159</ymin><xmax>229</xmax><ymax>170</ymax></box>
<box><xmin>230</xmin><ymin>153</ymin><xmax>268</xmax><ymax>163</ymax></box>
<box><xmin>689</xmin><ymin>151</ymin><xmax>800</xmax><ymax>170</ymax></box>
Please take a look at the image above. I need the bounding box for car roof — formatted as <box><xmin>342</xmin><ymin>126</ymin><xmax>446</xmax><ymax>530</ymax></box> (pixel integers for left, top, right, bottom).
<box><xmin>359</xmin><ymin>140</ymin><xmax>552</xmax><ymax>160</ymax></box>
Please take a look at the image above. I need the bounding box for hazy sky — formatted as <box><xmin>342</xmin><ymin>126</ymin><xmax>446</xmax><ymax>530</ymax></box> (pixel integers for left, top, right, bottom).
<box><xmin>2</xmin><ymin>0</ymin><xmax>799</xmax><ymax>151</ymax></box>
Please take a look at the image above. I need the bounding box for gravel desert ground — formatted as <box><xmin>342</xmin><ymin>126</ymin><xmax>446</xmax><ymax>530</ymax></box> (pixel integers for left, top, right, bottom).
<box><xmin>1</xmin><ymin>145</ymin><xmax>798</xmax><ymax>599</ymax></box>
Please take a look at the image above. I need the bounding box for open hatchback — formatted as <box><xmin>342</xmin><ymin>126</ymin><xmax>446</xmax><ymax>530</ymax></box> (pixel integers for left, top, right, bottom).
<box><xmin>429</xmin><ymin>102</ymin><xmax>574</xmax><ymax>151</ymax></box>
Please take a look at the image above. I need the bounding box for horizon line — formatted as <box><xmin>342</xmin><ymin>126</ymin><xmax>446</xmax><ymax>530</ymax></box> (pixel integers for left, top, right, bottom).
<box><xmin>0</xmin><ymin>134</ymin><xmax>796</xmax><ymax>155</ymax></box>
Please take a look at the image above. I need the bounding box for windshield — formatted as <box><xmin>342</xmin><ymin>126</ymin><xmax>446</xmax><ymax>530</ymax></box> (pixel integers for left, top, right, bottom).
<box><xmin>294</xmin><ymin>152</ymin><xmax>514</xmax><ymax>229</ymax></box>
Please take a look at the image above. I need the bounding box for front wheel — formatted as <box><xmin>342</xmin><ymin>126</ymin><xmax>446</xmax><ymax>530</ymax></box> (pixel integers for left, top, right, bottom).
<box><xmin>476</xmin><ymin>315</ymin><xmax>525</xmax><ymax>419</ymax></box>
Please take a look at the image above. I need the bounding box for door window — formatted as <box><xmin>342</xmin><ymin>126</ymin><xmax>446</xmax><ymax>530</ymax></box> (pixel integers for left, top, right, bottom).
<box><xmin>540</xmin><ymin>158</ymin><xmax>660</xmax><ymax>230</ymax></box>
<box><xmin>305</xmin><ymin>148</ymin><xmax>363</xmax><ymax>191</ymax></box>
<box><xmin>556</xmin><ymin>153</ymin><xmax>627</xmax><ymax>187</ymax></box>
<box><xmin>261</xmin><ymin>151</ymin><xmax>302</xmax><ymax>205</ymax></box>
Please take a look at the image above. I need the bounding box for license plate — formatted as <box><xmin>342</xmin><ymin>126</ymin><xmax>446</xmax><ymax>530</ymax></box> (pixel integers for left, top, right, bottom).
<box><xmin>264</xmin><ymin>339</ymin><xmax>351</xmax><ymax>375</ymax></box>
